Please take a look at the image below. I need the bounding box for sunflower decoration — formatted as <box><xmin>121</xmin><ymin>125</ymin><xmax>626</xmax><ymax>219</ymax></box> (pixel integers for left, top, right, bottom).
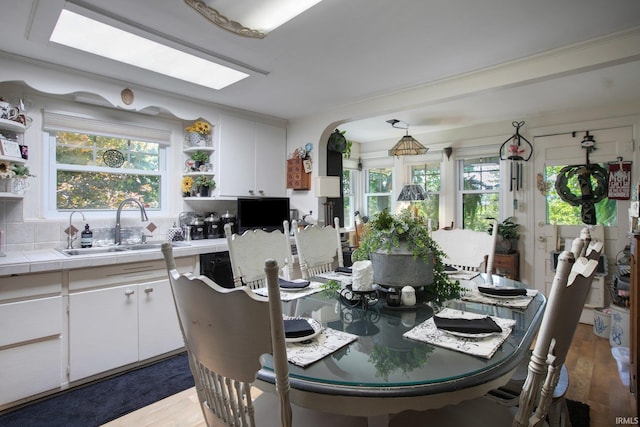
<box><xmin>181</xmin><ymin>176</ymin><xmax>194</xmax><ymax>196</ymax></box>
<box><xmin>185</xmin><ymin>120</ymin><xmax>212</xmax><ymax>136</ymax></box>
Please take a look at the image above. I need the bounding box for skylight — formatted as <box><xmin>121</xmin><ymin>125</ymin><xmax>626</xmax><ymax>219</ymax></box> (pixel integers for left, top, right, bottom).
<box><xmin>50</xmin><ymin>9</ymin><xmax>249</xmax><ymax>90</ymax></box>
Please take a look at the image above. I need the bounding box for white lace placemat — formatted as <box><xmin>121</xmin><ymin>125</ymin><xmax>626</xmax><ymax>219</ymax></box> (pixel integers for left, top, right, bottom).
<box><xmin>460</xmin><ymin>286</ymin><xmax>538</xmax><ymax>309</ymax></box>
<box><xmin>403</xmin><ymin>307</ymin><xmax>516</xmax><ymax>359</ymax></box>
<box><xmin>253</xmin><ymin>281</ymin><xmax>324</xmax><ymax>301</ymax></box>
<box><xmin>315</xmin><ymin>272</ymin><xmax>353</xmax><ymax>285</ymax></box>
<box><xmin>286</xmin><ymin>327</ymin><xmax>358</xmax><ymax>367</ymax></box>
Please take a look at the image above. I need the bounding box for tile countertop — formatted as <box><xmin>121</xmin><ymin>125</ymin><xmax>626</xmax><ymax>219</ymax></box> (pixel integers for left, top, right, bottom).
<box><xmin>0</xmin><ymin>239</ymin><xmax>229</xmax><ymax>276</ymax></box>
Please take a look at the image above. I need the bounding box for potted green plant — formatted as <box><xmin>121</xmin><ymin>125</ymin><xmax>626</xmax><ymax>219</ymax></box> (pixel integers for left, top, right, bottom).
<box><xmin>191</xmin><ymin>151</ymin><xmax>210</xmax><ymax>170</ymax></box>
<box><xmin>352</xmin><ymin>208</ymin><xmax>461</xmax><ymax>306</ymax></box>
<box><xmin>193</xmin><ymin>175</ymin><xmax>215</xmax><ymax>197</ymax></box>
<box><xmin>488</xmin><ymin>216</ymin><xmax>520</xmax><ymax>254</ymax></box>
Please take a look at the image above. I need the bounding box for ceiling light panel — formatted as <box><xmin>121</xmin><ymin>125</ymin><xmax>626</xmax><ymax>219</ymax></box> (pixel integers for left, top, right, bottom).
<box><xmin>206</xmin><ymin>0</ymin><xmax>323</xmax><ymax>33</ymax></box>
<box><xmin>50</xmin><ymin>9</ymin><xmax>249</xmax><ymax>90</ymax></box>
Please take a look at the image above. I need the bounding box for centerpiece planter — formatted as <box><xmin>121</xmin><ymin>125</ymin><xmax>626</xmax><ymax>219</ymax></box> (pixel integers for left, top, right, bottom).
<box><xmin>370</xmin><ymin>242</ymin><xmax>434</xmax><ymax>288</ymax></box>
<box><xmin>353</xmin><ymin>208</ymin><xmax>461</xmax><ymax>306</ymax></box>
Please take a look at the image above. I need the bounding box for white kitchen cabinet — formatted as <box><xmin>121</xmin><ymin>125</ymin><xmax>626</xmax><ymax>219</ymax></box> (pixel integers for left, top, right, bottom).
<box><xmin>217</xmin><ymin>114</ymin><xmax>286</xmax><ymax>197</ymax></box>
<box><xmin>0</xmin><ymin>272</ymin><xmax>63</xmax><ymax>408</ymax></box>
<box><xmin>138</xmin><ymin>278</ymin><xmax>185</xmax><ymax>360</ymax></box>
<box><xmin>68</xmin><ymin>257</ymin><xmax>195</xmax><ymax>382</ymax></box>
<box><xmin>69</xmin><ymin>284</ymin><xmax>139</xmax><ymax>381</ymax></box>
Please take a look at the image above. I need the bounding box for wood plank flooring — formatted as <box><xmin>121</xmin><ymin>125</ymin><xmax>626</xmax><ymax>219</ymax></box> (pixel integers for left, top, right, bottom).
<box><xmin>103</xmin><ymin>324</ymin><xmax>636</xmax><ymax>427</ymax></box>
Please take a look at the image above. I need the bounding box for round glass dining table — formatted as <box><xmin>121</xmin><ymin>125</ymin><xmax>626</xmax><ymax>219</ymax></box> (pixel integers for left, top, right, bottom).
<box><xmin>257</xmin><ymin>274</ymin><xmax>546</xmax><ymax>426</ymax></box>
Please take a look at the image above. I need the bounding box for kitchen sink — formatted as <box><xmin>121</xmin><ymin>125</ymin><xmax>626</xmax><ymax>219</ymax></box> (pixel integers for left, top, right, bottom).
<box><xmin>56</xmin><ymin>241</ymin><xmax>190</xmax><ymax>257</ymax></box>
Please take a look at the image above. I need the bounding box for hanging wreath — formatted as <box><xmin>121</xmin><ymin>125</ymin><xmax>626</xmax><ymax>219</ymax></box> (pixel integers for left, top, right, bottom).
<box><xmin>554</xmin><ymin>164</ymin><xmax>608</xmax><ymax>225</ymax></box>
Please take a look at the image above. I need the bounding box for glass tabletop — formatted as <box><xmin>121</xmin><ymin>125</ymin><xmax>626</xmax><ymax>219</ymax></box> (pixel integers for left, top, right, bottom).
<box><xmin>259</xmin><ymin>274</ymin><xmax>545</xmax><ymax>397</ymax></box>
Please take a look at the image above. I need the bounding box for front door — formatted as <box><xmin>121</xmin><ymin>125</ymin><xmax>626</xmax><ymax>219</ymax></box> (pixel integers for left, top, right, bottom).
<box><xmin>532</xmin><ymin>126</ymin><xmax>633</xmax><ymax>304</ymax></box>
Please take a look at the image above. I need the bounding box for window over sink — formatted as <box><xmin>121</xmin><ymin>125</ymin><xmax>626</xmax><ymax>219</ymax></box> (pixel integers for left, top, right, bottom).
<box><xmin>43</xmin><ymin>110</ymin><xmax>169</xmax><ymax>214</ymax></box>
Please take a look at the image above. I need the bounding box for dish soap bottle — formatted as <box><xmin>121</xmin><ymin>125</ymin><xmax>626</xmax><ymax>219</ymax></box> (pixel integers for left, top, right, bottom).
<box><xmin>81</xmin><ymin>224</ymin><xmax>93</xmax><ymax>248</ymax></box>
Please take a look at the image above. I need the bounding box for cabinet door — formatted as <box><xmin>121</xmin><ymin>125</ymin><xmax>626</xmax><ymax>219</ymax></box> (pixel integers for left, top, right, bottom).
<box><xmin>138</xmin><ymin>279</ymin><xmax>184</xmax><ymax>360</ymax></box>
<box><xmin>255</xmin><ymin>123</ymin><xmax>286</xmax><ymax>196</ymax></box>
<box><xmin>218</xmin><ymin>115</ymin><xmax>257</xmax><ymax>196</ymax></box>
<box><xmin>69</xmin><ymin>285</ymin><xmax>138</xmax><ymax>381</ymax></box>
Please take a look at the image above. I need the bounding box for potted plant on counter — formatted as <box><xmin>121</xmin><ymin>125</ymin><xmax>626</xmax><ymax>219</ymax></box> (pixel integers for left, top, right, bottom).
<box><xmin>352</xmin><ymin>207</ymin><xmax>461</xmax><ymax>306</ymax></box>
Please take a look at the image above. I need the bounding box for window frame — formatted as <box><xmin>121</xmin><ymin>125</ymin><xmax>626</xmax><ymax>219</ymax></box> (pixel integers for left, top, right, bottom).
<box><xmin>43</xmin><ymin>111</ymin><xmax>170</xmax><ymax>218</ymax></box>
<box><xmin>342</xmin><ymin>167</ymin><xmax>361</xmax><ymax>230</ymax></box>
<box><xmin>363</xmin><ymin>166</ymin><xmax>393</xmax><ymax>218</ymax></box>
<box><xmin>456</xmin><ymin>155</ymin><xmax>502</xmax><ymax>230</ymax></box>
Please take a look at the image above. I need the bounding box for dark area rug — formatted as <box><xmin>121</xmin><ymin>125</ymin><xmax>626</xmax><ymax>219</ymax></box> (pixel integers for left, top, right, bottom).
<box><xmin>0</xmin><ymin>352</ymin><xmax>194</xmax><ymax>427</ymax></box>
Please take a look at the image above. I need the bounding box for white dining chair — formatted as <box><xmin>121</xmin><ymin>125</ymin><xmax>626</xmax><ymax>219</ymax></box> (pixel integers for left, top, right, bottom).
<box><xmin>430</xmin><ymin>220</ymin><xmax>498</xmax><ymax>276</ymax></box>
<box><xmin>487</xmin><ymin>231</ymin><xmax>604</xmax><ymax>424</ymax></box>
<box><xmin>292</xmin><ymin>217</ymin><xmax>344</xmax><ymax>279</ymax></box>
<box><xmin>161</xmin><ymin>244</ymin><xmax>366</xmax><ymax>427</ymax></box>
<box><xmin>389</xmin><ymin>250</ymin><xmax>599</xmax><ymax>427</ymax></box>
<box><xmin>225</xmin><ymin>221</ymin><xmax>295</xmax><ymax>289</ymax></box>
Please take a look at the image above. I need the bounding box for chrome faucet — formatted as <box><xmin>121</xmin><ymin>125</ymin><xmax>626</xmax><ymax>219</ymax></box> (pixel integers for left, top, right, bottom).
<box><xmin>115</xmin><ymin>198</ymin><xmax>149</xmax><ymax>245</ymax></box>
<box><xmin>67</xmin><ymin>210</ymin><xmax>86</xmax><ymax>249</ymax></box>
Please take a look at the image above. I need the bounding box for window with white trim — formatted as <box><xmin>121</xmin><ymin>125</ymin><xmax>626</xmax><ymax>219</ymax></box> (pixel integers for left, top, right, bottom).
<box><xmin>364</xmin><ymin>167</ymin><xmax>392</xmax><ymax>217</ymax></box>
<box><xmin>342</xmin><ymin>168</ymin><xmax>359</xmax><ymax>229</ymax></box>
<box><xmin>44</xmin><ymin>111</ymin><xmax>169</xmax><ymax>213</ymax></box>
<box><xmin>458</xmin><ymin>156</ymin><xmax>500</xmax><ymax>231</ymax></box>
<box><xmin>409</xmin><ymin>163</ymin><xmax>441</xmax><ymax>226</ymax></box>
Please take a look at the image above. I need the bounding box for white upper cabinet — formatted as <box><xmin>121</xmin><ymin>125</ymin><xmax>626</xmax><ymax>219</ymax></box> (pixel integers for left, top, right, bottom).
<box><xmin>217</xmin><ymin>114</ymin><xmax>286</xmax><ymax>197</ymax></box>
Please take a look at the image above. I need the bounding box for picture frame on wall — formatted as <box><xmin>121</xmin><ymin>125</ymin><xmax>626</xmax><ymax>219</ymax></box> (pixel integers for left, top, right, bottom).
<box><xmin>0</xmin><ymin>139</ymin><xmax>22</xmax><ymax>158</ymax></box>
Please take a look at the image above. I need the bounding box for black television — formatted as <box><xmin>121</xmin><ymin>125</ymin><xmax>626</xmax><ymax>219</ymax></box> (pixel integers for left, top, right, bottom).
<box><xmin>237</xmin><ymin>197</ymin><xmax>290</xmax><ymax>233</ymax></box>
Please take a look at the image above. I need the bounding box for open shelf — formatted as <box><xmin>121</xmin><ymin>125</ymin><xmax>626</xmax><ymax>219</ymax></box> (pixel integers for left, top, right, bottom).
<box><xmin>0</xmin><ymin>118</ymin><xmax>26</xmax><ymax>133</ymax></box>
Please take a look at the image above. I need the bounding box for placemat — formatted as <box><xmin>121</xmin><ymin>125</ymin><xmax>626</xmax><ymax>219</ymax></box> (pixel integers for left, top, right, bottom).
<box><xmin>403</xmin><ymin>307</ymin><xmax>516</xmax><ymax>359</ymax></box>
<box><xmin>286</xmin><ymin>327</ymin><xmax>358</xmax><ymax>367</ymax></box>
<box><xmin>461</xmin><ymin>287</ymin><xmax>538</xmax><ymax>309</ymax></box>
<box><xmin>253</xmin><ymin>281</ymin><xmax>324</xmax><ymax>301</ymax></box>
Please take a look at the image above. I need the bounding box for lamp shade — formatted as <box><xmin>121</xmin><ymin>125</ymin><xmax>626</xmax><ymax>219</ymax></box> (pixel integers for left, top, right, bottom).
<box><xmin>314</xmin><ymin>176</ymin><xmax>340</xmax><ymax>198</ymax></box>
<box><xmin>388</xmin><ymin>134</ymin><xmax>428</xmax><ymax>156</ymax></box>
<box><xmin>397</xmin><ymin>184</ymin><xmax>427</xmax><ymax>201</ymax></box>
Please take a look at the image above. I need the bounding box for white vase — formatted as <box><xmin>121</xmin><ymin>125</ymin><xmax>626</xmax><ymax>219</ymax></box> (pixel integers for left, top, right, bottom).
<box><xmin>11</xmin><ymin>177</ymin><xmax>29</xmax><ymax>194</ymax></box>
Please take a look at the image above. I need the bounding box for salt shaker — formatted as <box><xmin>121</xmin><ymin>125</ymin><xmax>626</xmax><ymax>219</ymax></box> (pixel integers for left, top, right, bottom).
<box><xmin>401</xmin><ymin>286</ymin><xmax>416</xmax><ymax>306</ymax></box>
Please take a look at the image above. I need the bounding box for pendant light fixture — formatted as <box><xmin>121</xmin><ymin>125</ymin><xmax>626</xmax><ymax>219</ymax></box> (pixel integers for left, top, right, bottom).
<box><xmin>387</xmin><ymin>119</ymin><xmax>428</xmax><ymax>157</ymax></box>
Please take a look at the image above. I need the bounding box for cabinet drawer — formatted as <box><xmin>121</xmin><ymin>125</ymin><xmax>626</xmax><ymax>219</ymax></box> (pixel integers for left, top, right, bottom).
<box><xmin>0</xmin><ymin>272</ymin><xmax>62</xmax><ymax>302</ymax></box>
<box><xmin>0</xmin><ymin>296</ymin><xmax>62</xmax><ymax>347</ymax></box>
<box><xmin>69</xmin><ymin>256</ymin><xmax>196</xmax><ymax>291</ymax></box>
<box><xmin>0</xmin><ymin>339</ymin><xmax>62</xmax><ymax>407</ymax></box>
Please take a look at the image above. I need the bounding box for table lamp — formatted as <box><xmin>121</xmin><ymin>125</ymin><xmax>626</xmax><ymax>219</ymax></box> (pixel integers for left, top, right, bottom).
<box><xmin>397</xmin><ymin>184</ymin><xmax>427</xmax><ymax>217</ymax></box>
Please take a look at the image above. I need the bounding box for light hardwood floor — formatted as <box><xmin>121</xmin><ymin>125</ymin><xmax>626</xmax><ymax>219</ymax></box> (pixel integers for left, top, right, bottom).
<box><xmin>103</xmin><ymin>324</ymin><xmax>636</xmax><ymax>427</ymax></box>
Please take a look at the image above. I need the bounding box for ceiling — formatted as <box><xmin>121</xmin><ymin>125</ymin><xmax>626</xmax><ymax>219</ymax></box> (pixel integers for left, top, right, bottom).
<box><xmin>1</xmin><ymin>0</ymin><xmax>639</xmax><ymax>143</ymax></box>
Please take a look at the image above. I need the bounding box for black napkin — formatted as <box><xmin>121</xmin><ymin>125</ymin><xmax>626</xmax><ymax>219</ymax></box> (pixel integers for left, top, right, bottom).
<box><xmin>278</xmin><ymin>278</ymin><xmax>310</xmax><ymax>289</ymax></box>
<box><xmin>284</xmin><ymin>319</ymin><xmax>315</xmax><ymax>338</ymax></box>
<box><xmin>335</xmin><ymin>266</ymin><xmax>352</xmax><ymax>274</ymax></box>
<box><xmin>477</xmin><ymin>286</ymin><xmax>527</xmax><ymax>297</ymax></box>
<box><xmin>433</xmin><ymin>316</ymin><xmax>502</xmax><ymax>334</ymax></box>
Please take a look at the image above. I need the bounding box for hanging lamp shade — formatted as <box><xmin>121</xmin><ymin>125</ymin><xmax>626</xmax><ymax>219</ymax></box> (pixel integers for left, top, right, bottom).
<box><xmin>388</xmin><ymin>131</ymin><xmax>428</xmax><ymax>156</ymax></box>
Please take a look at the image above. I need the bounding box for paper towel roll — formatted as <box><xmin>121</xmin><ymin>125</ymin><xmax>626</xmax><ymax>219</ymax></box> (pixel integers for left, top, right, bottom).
<box><xmin>352</xmin><ymin>260</ymin><xmax>373</xmax><ymax>291</ymax></box>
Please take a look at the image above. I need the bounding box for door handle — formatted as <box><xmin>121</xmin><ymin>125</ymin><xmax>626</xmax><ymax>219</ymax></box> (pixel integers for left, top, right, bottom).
<box><xmin>124</xmin><ymin>289</ymin><xmax>135</xmax><ymax>296</ymax></box>
<box><xmin>144</xmin><ymin>287</ymin><xmax>154</xmax><ymax>294</ymax></box>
